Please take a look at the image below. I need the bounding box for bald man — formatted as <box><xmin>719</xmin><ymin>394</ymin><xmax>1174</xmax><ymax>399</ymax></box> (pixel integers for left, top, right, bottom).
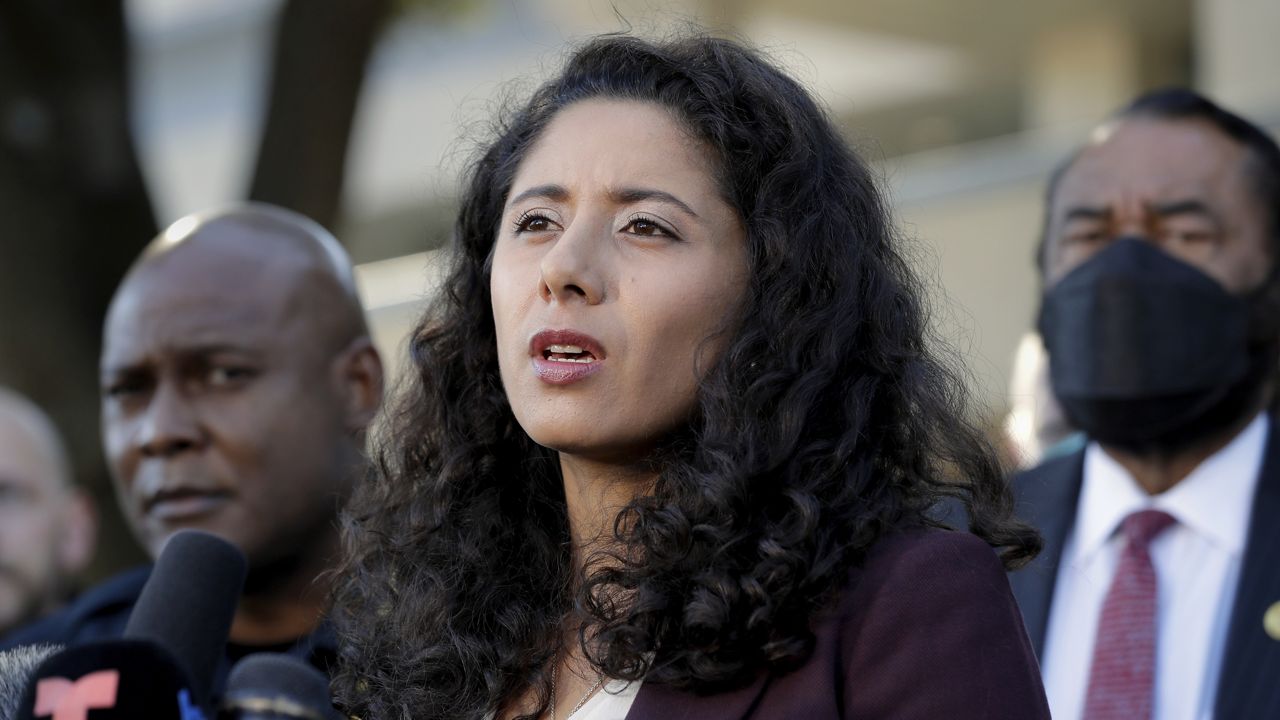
<box><xmin>0</xmin><ymin>389</ymin><xmax>95</xmax><ymax>637</ymax></box>
<box><xmin>1</xmin><ymin>203</ymin><xmax>383</xmax><ymax>695</ymax></box>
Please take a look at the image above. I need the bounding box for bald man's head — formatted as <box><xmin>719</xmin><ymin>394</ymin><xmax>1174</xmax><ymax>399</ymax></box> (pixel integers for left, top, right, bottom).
<box><xmin>100</xmin><ymin>203</ymin><xmax>383</xmax><ymax>569</ymax></box>
<box><xmin>0</xmin><ymin>389</ymin><xmax>95</xmax><ymax>634</ymax></box>
<box><xmin>124</xmin><ymin>203</ymin><xmax>368</xmax><ymax>352</ymax></box>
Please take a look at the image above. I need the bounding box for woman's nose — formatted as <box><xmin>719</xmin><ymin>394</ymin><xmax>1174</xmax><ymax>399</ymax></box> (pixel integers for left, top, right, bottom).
<box><xmin>538</xmin><ymin>218</ymin><xmax>607</xmax><ymax>305</ymax></box>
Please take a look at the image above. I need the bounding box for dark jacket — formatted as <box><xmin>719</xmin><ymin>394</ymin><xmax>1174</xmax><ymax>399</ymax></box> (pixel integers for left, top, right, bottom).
<box><xmin>0</xmin><ymin>565</ymin><xmax>336</xmax><ymax>702</ymax></box>
<box><xmin>1009</xmin><ymin>418</ymin><xmax>1280</xmax><ymax>719</ymax></box>
<box><xmin>628</xmin><ymin>529</ymin><xmax>1050</xmax><ymax>719</ymax></box>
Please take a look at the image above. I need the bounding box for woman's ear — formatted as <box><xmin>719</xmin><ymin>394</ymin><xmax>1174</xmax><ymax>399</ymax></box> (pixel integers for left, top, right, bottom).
<box><xmin>332</xmin><ymin>336</ymin><xmax>385</xmax><ymax>433</ymax></box>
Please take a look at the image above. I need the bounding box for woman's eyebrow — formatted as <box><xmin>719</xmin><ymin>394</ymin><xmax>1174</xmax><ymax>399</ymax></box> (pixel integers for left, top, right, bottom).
<box><xmin>609</xmin><ymin>186</ymin><xmax>700</xmax><ymax>218</ymax></box>
<box><xmin>508</xmin><ymin>184</ymin><xmax>569</xmax><ymax>206</ymax></box>
<box><xmin>508</xmin><ymin>183</ymin><xmax>702</xmax><ymax>220</ymax></box>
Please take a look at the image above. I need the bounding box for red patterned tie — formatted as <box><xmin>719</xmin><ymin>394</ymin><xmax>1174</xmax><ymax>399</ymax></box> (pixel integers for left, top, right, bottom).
<box><xmin>1082</xmin><ymin>509</ymin><xmax>1177</xmax><ymax>720</ymax></box>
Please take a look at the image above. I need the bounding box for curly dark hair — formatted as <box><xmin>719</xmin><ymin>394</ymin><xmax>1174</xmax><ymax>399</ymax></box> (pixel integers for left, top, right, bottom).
<box><xmin>331</xmin><ymin>33</ymin><xmax>1041</xmax><ymax>720</ymax></box>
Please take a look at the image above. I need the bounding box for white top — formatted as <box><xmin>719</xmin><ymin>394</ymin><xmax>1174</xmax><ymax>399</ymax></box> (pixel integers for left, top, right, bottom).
<box><xmin>1040</xmin><ymin>413</ymin><xmax>1266</xmax><ymax>720</ymax></box>
<box><xmin>569</xmin><ymin>678</ymin><xmax>643</xmax><ymax>720</ymax></box>
<box><xmin>483</xmin><ymin>678</ymin><xmax>642</xmax><ymax>720</ymax></box>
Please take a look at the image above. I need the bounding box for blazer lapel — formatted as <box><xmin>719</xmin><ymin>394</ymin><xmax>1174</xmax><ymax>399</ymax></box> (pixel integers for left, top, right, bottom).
<box><xmin>1214</xmin><ymin>415</ymin><xmax>1280</xmax><ymax>719</ymax></box>
<box><xmin>1008</xmin><ymin>450</ymin><xmax>1085</xmax><ymax>658</ymax></box>
<box><xmin>626</xmin><ymin>673</ymin><xmax>768</xmax><ymax>720</ymax></box>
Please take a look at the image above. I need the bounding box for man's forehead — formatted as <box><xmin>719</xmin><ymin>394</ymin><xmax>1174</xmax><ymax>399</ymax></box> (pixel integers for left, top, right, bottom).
<box><xmin>104</xmin><ymin>298</ymin><xmax>282</xmax><ymax>359</ymax></box>
<box><xmin>1054</xmin><ymin>117</ymin><xmax>1250</xmax><ymax>208</ymax></box>
<box><xmin>104</xmin><ymin>247</ymin><xmax>303</xmax><ymax>364</ymax></box>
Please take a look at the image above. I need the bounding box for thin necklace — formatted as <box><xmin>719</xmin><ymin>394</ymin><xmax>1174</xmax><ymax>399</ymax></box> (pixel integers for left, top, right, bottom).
<box><xmin>550</xmin><ymin>662</ymin><xmax>604</xmax><ymax>720</ymax></box>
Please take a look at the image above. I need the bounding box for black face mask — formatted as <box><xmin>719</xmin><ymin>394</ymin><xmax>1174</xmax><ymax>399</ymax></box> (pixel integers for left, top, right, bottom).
<box><xmin>1038</xmin><ymin>238</ymin><xmax>1276</xmax><ymax>451</ymax></box>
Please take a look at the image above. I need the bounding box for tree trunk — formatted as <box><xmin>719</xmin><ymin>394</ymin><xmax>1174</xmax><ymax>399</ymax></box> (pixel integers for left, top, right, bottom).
<box><xmin>248</xmin><ymin>0</ymin><xmax>393</xmax><ymax>230</ymax></box>
<box><xmin>0</xmin><ymin>0</ymin><xmax>158</xmax><ymax>575</ymax></box>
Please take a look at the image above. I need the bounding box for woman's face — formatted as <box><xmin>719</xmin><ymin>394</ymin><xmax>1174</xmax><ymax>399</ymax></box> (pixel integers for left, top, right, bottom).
<box><xmin>491</xmin><ymin>98</ymin><xmax>748</xmax><ymax>463</ymax></box>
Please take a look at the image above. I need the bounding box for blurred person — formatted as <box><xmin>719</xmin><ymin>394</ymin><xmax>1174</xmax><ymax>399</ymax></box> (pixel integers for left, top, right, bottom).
<box><xmin>332</xmin><ymin>35</ymin><xmax>1049</xmax><ymax>720</ymax></box>
<box><xmin>1012</xmin><ymin>88</ymin><xmax>1280</xmax><ymax>720</ymax></box>
<box><xmin>0</xmin><ymin>388</ymin><xmax>95</xmax><ymax>637</ymax></box>
<box><xmin>1003</xmin><ymin>331</ymin><xmax>1083</xmax><ymax>469</ymax></box>
<box><xmin>1</xmin><ymin>203</ymin><xmax>384</xmax><ymax>696</ymax></box>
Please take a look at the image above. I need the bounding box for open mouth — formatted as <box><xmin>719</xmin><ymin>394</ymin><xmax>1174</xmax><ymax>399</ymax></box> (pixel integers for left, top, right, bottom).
<box><xmin>530</xmin><ymin>330</ymin><xmax>606</xmax><ymax>384</ymax></box>
<box><xmin>543</xmin><ymin>344</ymin><xmax>598</xmax><ymax>364</ymax></box>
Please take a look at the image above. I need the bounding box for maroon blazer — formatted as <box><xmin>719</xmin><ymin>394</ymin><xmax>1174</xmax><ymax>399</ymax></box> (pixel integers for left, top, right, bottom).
<box><xmin>627</xmin><ymin>529</ymin><xmax>1050</xmax><ymax>720</ymax></box>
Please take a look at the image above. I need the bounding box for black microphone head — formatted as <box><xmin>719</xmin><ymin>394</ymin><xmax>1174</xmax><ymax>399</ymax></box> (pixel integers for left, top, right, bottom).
<box><xmin>0</xmin><ymin>645</ymin><xmax>62</xmax><ymax>720</ymax></box>
<box><xmin>222</xmin><ymin>653</ymin><xmax>340</xmax><ymax>720</ymax></box>
<box><xmin>125</xmin><ymin>529</ymin><xmax>248</xmax><ymax>707</ymax></box>
<box><xmin>15</xmin><ymin>639</ymin><xmax>202</xmax><ymax>720</ymax></box>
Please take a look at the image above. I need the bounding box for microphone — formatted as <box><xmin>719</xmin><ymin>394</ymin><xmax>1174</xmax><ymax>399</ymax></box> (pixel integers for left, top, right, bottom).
<box><xmin>219</xmin><ymin>654</ymin><xmax>341</xmax><ymax>720</ymax></box>
<box><xmin>0</xmin><ymin>645</ymin><xmax>62</xmax><ymax>720</ymax></box>
<box><xmin>15</xmin><ymin>530</ymin><xmax>247</xmax><ymax>720</ymax></box>
<box><xmin>125</xmin><ymin>529</ymin><xmax>248</xmax><ymax>705</ymax></box>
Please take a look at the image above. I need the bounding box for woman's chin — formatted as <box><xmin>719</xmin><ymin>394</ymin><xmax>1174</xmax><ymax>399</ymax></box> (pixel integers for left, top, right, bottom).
<box><xmin>524</xmin><ymin>428</ymin><xmax>653</xmax><ymax>466</ymax></box>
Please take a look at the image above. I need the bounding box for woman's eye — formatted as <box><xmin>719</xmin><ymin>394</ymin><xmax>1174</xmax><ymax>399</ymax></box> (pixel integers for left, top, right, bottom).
<box><xmin>622</xmin><ymin>216</ymin><xmax>673</xmax><ymax>239</ymax></box>
<box><xmin>514</xmin><ymin>212</ymin><xmax>556</xmax><ymax>233</ymax></box>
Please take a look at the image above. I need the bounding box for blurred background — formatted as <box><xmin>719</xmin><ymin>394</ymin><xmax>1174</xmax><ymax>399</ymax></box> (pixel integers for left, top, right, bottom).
<box><xmin>1</xmin><ymin>0</ymin><xmax>1276</xmax><ymax>577</ymax></box>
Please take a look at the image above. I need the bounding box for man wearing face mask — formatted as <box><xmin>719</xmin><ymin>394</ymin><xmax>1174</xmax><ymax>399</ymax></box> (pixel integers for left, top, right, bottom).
<box><xmin>1010</xmin><ymin>88</ymin><xmax>1280</xmax><ymax>720</ymax></box>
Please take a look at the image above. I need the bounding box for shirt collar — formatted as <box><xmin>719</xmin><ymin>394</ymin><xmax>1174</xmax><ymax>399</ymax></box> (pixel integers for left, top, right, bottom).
<box><xmin>1072</xmin><ymin>412</ymin><xmax>1267</xmax><ymax>564</ymax></box>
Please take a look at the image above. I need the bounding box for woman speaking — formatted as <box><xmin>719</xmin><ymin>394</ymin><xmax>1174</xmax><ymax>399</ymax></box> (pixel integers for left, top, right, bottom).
<box><xmin>331</xmin><ymin>34</ymin><xmax>1049</xmax><ymax>720</ymax></box>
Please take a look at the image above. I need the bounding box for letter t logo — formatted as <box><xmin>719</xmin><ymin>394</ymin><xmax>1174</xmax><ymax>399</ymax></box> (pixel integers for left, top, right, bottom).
<box><xmin>32</xmin><ymin>671</ymin><xmax>120</xmax><ymax>720</ymax></box>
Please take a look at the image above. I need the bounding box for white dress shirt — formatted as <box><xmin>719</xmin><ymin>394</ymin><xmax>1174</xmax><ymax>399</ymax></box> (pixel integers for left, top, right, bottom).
<box><xmin>1041</xmin><ymin>413</ymin><xmax>1266</xmax><ymax>720</ymax></box>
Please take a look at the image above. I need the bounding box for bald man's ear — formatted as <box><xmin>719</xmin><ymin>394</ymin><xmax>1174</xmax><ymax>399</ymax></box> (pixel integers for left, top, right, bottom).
<box><xmin>333</xmin><ymin>336</ymin><xmax>384</xmax><ymax>433</ymax></box>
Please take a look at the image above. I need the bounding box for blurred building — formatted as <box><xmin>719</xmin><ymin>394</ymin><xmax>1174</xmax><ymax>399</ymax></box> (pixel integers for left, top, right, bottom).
<box><xmin>128</xmin><ymin>0</ymin><xmax>1280</xmax><ymax>415</ymax></box>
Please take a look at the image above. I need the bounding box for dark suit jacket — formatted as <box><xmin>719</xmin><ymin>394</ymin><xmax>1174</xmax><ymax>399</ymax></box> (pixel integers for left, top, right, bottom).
<box><xmin>1009</xmin><ymin>418</ymin><xmax>1280</xmax><ymax>719</ymax></box>
<box><xmin>628</xmin><ymin>529</ymin><xmax>1050</xmax><ymax>719</ymax></box>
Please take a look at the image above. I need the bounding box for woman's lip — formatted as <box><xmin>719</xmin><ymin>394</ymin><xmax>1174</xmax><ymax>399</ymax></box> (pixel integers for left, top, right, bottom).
<box><xmin>529</xmin><ymin>329</ymin><xmax>606</xmax><ymax>385</ymax></box>
<box><xmin>532</xmin><ymin>355</ymin><xmax>604</xmax><ymax>385</ymax></box>
<box><xmin>529</xmin><ymin>329</ymin><xmax>607</xmax><ymax>360</ymax></box>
